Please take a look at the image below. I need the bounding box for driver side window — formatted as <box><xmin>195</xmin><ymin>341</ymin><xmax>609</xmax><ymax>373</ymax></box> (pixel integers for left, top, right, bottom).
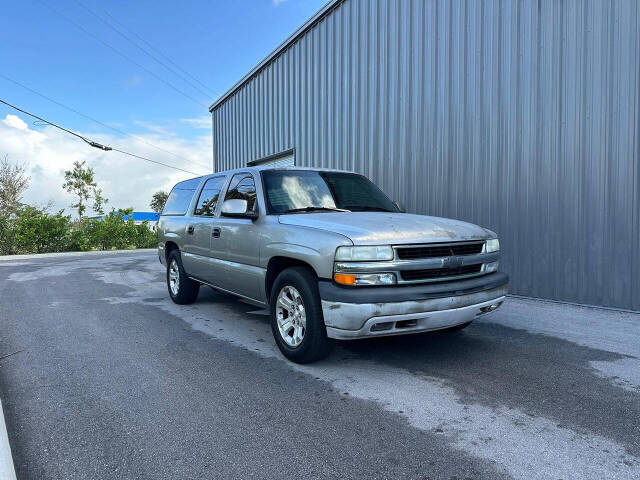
<box><xmin>224</xmin><ymin>173</ymin><xmax>257</xmax><ymax>212</ymax></box>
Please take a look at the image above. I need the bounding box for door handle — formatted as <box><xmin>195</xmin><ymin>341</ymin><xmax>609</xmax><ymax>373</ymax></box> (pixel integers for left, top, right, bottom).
<box><xmin>186</xmin><ymin>225</ymin><xmax>194</xmax><ymax>234</ymax></box>
<box><xmin>212</xmin><ymin>227</ymin><xmax>221</xmax><ymax>238</ymax></box>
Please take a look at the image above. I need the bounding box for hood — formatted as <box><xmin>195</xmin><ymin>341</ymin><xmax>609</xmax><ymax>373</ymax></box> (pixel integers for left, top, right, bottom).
<box><xmin>278</xmin><ymin>212</ymin><xmax>491</xmax><ymax>245</ymax></box>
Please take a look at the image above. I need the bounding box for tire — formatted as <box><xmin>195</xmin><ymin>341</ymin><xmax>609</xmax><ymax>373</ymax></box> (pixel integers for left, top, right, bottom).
<box><xmin>440</xmin><ymin>320</ymin><xmax>472</xmax><ymax>333</ymax></box>
<box><xmin>167</xmin><ymin>249</ymin><xmax>200</xmax><ymax>305</ymax></box>
<box><xmin>269</xmin><ymin>267</ymin><xmax>332</xmax><ymax>363</ymax></box>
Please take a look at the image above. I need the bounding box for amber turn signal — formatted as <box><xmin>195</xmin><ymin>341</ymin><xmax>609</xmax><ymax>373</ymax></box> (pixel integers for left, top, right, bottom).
<box><xmin>334</xmin><ymin>273</ymin><xmax>356</xmax><ymax>286</ymax></box>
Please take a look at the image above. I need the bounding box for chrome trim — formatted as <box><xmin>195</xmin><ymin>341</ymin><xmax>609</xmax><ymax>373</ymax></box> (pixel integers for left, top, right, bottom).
<box><xmin>334</xmin><ymin>250</ymin><xmax>500</xmax><ymax>285</ymax></box>
<box><xmin>335</xmin><ymin>252</ymin><xmax>499</xmax><ymax>272</ymax></box>
<box><xmin>393</xmin><ymin>240</ymin><xmax>487</xmax><ymax>251</ymax></box>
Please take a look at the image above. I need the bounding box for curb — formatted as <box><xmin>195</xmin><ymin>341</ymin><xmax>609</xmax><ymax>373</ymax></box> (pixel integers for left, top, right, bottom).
<box><xmin>0</xmin><ymin>399</ymin><xmax>17</xmax><ymax>480</ymax></box>
<box><xmin>0</xmin><ymin>248</ymin><xmax>156</xmax><ymax>262</ymax></box>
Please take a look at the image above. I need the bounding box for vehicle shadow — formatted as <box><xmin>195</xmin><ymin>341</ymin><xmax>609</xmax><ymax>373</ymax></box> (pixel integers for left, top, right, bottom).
<box><xmin>339</xmin><ymin>320</ymin><xmax>640</xmax><ymax>457</ymax></box>
<box><xmin>199</xmin><ymin>287</ymin><xmax>639</xmax><ymax>456</ymax></box>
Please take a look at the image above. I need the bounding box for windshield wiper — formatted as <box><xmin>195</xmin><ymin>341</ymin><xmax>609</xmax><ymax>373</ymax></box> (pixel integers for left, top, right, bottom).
<box><xmin>346</xmin><ymin>206</ymin><xmax>395</xmax><ymax>212</ymax></box>
<box><xmin>280</xmin><ymin>206</ymin><xmax>350</xmax><ymax>214</ymax></box>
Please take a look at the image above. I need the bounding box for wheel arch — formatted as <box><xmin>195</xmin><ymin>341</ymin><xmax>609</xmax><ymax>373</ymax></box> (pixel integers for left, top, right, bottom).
<box><xmin>265</xmin><ymin>256</ymin><xmax>319</xmax><ymax>303</ymax></box>
<box><xmin>164</xmin><ymin>240</ymin><xmax>180</xmax><ymax>261</ymax></box>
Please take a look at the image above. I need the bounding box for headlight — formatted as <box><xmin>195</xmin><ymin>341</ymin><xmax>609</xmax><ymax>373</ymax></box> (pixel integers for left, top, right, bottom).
<box><xmin>483</xmin><ymin>261</ymin><xmax>499</xmax><ymax>273</ymax></box>
<box><xmin>334</xmin><ymin>272</ymin><xmax>396</xmax><ymax>286</ymax></box>
<box><xmin>483</xmin><ymin>238</ymin><xmax>500</xmax><ymax>253</ymax></box>
<box><xmin>335</xmin><ymin>245</ymin><xmax>394</xmax><ymax>261</ymax></box>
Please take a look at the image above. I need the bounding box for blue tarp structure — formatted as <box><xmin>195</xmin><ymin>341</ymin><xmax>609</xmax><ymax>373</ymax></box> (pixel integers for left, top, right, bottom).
<box><xmin>120</xmin><ymin>212</ymin><xmax>160</xmax><ymax>222</ymax></box>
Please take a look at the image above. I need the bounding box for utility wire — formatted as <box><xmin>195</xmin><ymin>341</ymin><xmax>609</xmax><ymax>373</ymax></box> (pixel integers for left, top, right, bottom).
<box><xmin>74</xmin><ymin>0</ymin><xmax>215</xmax><ymax>99</ymax></box>
<box><xmin>36</xmin><ymin>0</ymin><xmax>209</xmax><ymax>109</ymax></box>
<box><xmin>0</xmin><ymin>73</ymin><xmax>212</xmax><ymax>170</ymax></box>
<box><xmin>103</xmin><ymin>10</ymin><xmax>217</xmax><ymax>98</ymax></box>
<box><xmin>0</xmin><ymin>99</ymin><xmax>204</xmax><ymax>176</ymax></box>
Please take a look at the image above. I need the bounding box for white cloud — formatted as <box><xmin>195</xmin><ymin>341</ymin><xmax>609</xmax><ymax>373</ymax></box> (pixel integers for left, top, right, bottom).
<box><xmin>0</xmin><ymin>114</ymin><xmax>212</xmax><ymax>216</ymax></box>
<box><xmin>3</xmin><ymin>114</ymin><xmax>28</xmax><ymax>131</ymax></box>
<box><xmin>273</xmin><ymin>0</ymin><xmax>289</xmax><ymax>6</ymax></box>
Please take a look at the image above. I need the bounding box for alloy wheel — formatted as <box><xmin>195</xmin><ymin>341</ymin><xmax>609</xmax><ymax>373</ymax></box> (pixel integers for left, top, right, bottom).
<box><xmin>275</xmin><ymin>285</ymin><xmax>306</xmax><ymax>347</ymax></box>
<box><xmin>169</xmin><ymin>260</ymin><xmax>180</xmax><ymax>296</ymax></box>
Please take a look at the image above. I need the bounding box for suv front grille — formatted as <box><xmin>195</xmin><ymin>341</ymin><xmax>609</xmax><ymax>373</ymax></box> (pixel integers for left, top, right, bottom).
<box><xmin>396</xmin><ymin>242</ymin><xmax>484</xmax><ymax>260</ymax></box>
<box><xmin>400</xmin><ymin>264</ymin><xmax>482</xmax><ymax>282</ymax></box>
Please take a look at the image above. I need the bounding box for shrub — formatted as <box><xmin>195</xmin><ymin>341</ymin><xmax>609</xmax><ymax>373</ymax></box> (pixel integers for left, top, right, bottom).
<box><xmin>12</xmin><ymin>206</ymin><xmax>72</xmax><ymax>254</ymax></box>
<box><xmin>0</xmin><ymin>206</ymin><xmax>157</xmax><ymax>255</ymax></box>
<box><xmin>66</xmin><ymin>220</ymin><xmax>92</xmax><ymax>252</ymax></box>
<box><xmin>134</xmin><ymin>221</ymin><xmax>157</xmax><ymax>248</ymax></box>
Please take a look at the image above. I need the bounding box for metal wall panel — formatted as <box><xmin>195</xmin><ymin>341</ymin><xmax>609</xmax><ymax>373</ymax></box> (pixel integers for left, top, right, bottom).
<box><xmin>212</xmin><ymin>0</ymin><xmax>640</xmax><ymax>311</ymax></box>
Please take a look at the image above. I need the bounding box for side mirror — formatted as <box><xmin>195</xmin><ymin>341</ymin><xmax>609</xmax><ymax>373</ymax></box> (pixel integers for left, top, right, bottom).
<box><xmin>221</xmin><ymin>199</ymin><xmax>258</xmax><ymax>219</ymax></box>
<box><xmin>393</xmin><ymin>201</ymin><xmax>405</xmax><ymax>213</ymax></box>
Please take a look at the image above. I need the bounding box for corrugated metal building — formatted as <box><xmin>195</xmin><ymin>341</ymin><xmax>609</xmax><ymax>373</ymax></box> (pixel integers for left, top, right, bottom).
<box><xmin>210</xmin><ymin>0</ymin><xmax>640</xmax><ymax>311</ymax></box>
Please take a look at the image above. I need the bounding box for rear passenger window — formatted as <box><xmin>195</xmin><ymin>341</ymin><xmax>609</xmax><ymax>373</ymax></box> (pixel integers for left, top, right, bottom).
<box><xmin>194</xmin><ymin>176</ymin><xmax>226</xmax><ymax>216</ymax></box>
<box><xmin>162</xmin><ymin>178</ymin><xmax>201</xmax><ymax>215</ymax></box>
<box><xmin>224</xmin><ymin>174</ymin><xmax>257</xmax><ymax>212</ymax></box>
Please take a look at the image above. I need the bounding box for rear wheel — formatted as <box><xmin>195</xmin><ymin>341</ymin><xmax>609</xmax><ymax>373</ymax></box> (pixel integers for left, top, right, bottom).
<box><xmin>270</xmin><ymin>267</ymin><xmax>332</xmax><ymax>363</ymax></box>
<box><xmin>167</xmin><ymin>250</ymin><xmax>200</xmax><ymax>304</ymax></box>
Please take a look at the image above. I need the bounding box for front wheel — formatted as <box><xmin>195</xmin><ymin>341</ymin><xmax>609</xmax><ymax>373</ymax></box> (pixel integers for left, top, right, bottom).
<box><xmin>270</xmin><ymin>267</ymin><xmax>332</xmax><ymax>363</ymax></box>
<box><xmin>167</xmin><ymin>250</ymin><xmax>200</xmax><ymax>304</ymax></box>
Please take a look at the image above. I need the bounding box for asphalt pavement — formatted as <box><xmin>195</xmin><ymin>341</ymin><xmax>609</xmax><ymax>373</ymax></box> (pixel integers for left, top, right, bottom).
<box><xmin>0</xmin><ymin>250</ymin><xmax>638</xmax><ymax>479</ymax></box>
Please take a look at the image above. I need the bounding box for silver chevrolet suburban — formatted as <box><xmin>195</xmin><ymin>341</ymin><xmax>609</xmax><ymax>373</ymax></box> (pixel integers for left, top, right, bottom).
<box><xmin>157</xmin><ymin>167</ymin><xmax>508</xmax><ymax>363</ymax></box>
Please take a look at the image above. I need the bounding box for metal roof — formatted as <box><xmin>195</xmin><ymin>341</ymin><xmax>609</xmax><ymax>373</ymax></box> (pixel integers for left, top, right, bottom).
<box><xmin>208</xmin><ymin>0</ymin><xmax>343</xmax><ymax>112</ymax></box>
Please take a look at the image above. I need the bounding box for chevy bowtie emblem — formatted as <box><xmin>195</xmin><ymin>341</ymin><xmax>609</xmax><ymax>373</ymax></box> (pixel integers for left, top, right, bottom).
<box><xmin>442</xmin><ymin>256</ymin><xmax>463</xmax><ymax>268</ymax></box>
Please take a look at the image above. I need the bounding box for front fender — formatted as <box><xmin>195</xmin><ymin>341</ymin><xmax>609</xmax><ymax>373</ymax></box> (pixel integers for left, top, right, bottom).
<box><xmin>262</xmin><ymin>227</ymin><xmax>352</xmax><ymax>279</ymax></box>
<box><xmin>262</xmin><ymin>242</ymin><xmax>331</xmax><ymax>279</ymax></box>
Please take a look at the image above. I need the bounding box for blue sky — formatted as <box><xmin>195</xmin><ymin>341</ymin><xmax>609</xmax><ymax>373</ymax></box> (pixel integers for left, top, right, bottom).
<box><xmin>0</xmin><ymin>0</ymin><xmax>326</xmax><ymax>213</ymax></box>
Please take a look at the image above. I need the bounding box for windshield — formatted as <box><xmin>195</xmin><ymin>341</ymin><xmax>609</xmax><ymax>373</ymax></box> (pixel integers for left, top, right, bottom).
<box><xmin>262</xmin><ymin>170</ymin><xmax>399</xmax><ymax>214</ymax></box>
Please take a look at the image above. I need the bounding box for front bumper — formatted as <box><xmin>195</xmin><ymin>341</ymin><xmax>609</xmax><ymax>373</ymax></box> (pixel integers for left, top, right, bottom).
<box><xmin>320</xmin><ymin>272</ymin><xmax>508</xmax><ymax>340</ymax></box>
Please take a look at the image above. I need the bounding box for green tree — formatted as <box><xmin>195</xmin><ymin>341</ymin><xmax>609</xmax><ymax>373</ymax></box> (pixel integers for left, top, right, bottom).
<box><xmin>0</xmin><ymin>214</ymin><xmax>14</xmax><ymax>255</ymax></box>
<box><xmin>62</xmin><ymin>160</ymin><xmax>108</xmax><ymax>218</ymax></box>
<box><xmin>0</xmin><ymin>154</ymin><xmax>30</xmax><ymax>217</ymax></box>
<box><xmin>0</xmin><ymin>155</ymin><xmax>31</xmax><ymax>254</ymax></box>
<box><xmin>93</xmin><ymin>188</ymin><xmax>107</xmax><ymax>216</ymax></box>
<box><xmin>150</xmin><ymin>190</ymin><xmax>169</xmax><ymax>213</ymax></box>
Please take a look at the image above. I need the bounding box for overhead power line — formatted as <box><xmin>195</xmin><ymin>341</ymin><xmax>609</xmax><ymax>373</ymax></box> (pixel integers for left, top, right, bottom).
<box><xmin>103</xmin><ymin>10</ymin><xmax>217</xmax><ymax>98</ymax></box>
<box><xmin>0</xmin><ymin>73</ymin><xmax>212</xmax><ymax>170</ymax></box>
<box><xmin>74</xmin><ymin>0</ymin><xmax>215</xmax><ymax>99</ymax></box>
<box><xmin>36</xmin><ymin>0</ymin><xmax>209</xmax><ymax>108</ymax></box>
<box><xmin>0</xmin><ymin>98</ymin><xmax>204</xmax><ymax>176</ymax></box>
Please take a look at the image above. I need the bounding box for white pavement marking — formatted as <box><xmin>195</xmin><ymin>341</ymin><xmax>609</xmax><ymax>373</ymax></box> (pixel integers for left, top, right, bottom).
<box><xmin>0</xmin><ymin>399</ymin><xmax>17</xmax><ymax>480</ymax></box>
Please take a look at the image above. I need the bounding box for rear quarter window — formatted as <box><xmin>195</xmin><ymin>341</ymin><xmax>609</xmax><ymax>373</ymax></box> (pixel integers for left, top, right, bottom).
<box><xmin>162</xmin><ymin>178</ymin><xmax>202</xmax><ymax>215</ymax></box>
